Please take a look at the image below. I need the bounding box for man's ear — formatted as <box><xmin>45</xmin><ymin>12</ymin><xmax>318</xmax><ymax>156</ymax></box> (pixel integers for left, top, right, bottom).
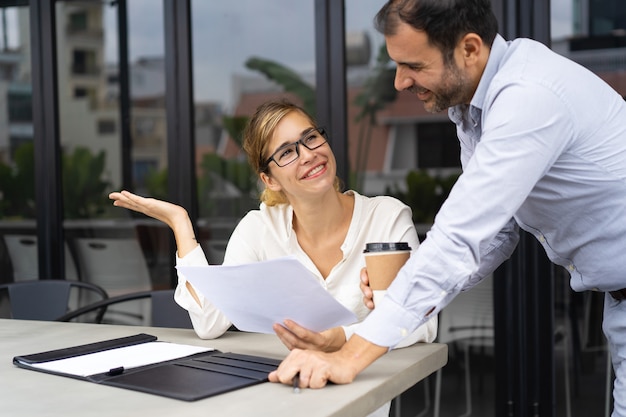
<box><xmin>260</xmin><ymin>171</ymin><xmax>282</xmax><ymax>192</ymax></box>
<box><xmin>459</xmin><ymin>33</ymin><xmax>483</xmax><ymax>66</ymax></box>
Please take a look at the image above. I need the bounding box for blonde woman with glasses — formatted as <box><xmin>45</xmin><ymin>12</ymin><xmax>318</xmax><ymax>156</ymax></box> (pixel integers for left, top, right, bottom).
<box><xmin>110</xmin><ymin>99</ymin><xmax>436</xmax><ymax>363</ymax></box>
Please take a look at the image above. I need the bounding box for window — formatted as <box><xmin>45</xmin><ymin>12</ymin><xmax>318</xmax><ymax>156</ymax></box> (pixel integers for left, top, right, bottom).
<box><xmin>8</xmin><ymin>91</ymin><xmax>32</xmax><ymax>122</ymax></box>
<box><xmin>73</xmin><ymin>87</ymin><xmax>87</xmax><ymax>98</ymax></box>
<box><xmin>68</xmin><ymin>11</ymin><xmax>88</xmax><ymax>32</ymax></box>
<box><xmin>72</xmin><ymin>49</ymin><xmax>97</xmax><ymax>75</ymax></box>
<box><xmin>417</xmin><ymin>122</ymin><xmax>460</xmax><ymax>168</ymax></box>
<box><xmin>97</xmin><ymin>119</ymin><xmax>116</xmax><ymax>134</ymax></box>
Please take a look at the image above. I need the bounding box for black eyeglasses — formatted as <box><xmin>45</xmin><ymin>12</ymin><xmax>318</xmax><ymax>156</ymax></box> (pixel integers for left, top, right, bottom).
<box><xmin>262</xmin><ymin>127</ymin><xmax>328</xmax><ymax>171</ymax></box>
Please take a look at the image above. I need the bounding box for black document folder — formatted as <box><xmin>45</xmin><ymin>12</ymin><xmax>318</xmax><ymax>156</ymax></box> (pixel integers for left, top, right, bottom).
<box><xmin>13</xmin><ymin>333</ymin><xmax>282</xmax><ymax>401</ymax></box>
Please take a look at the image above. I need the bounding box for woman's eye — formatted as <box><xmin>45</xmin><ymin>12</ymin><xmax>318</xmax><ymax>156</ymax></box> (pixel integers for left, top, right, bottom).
<box><xmin>278</xmin><ymin>148</ymin><xmax>294</xmax><ymax>160</ymax></box>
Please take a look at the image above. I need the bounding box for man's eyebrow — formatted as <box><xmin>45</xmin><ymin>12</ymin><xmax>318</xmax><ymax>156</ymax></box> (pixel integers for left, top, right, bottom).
<box><xmin>398</xmin><ymin>60</ymin><xmax>425</xmax><ymax>69</ymax></box>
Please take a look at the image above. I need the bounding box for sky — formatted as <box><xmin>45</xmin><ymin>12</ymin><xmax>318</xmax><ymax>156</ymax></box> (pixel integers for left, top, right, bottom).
<box><xmin>0</xmin><ymin>0</ymin><xmax>574</xmax><ymax>109</ymax></box>
<box><xmin>102</xmin><ymin>0</ymin><xmax>574</xmax><ymax>108</ymax></box>
<box><xmin>103</xmin><ymin>0</ymin><xmax>393</xmax><ymax>108</ymax></box>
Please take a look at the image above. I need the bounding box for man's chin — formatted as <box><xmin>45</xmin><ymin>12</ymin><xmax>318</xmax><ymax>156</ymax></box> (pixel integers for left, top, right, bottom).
<box><xmin>422</xmin><ymin>102</ymin><xmax>447</xmax><ymax>114</ymax></box>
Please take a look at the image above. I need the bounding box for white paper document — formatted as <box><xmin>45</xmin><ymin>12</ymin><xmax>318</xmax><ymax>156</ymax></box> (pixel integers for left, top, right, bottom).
<box><xmin>22</xmin><ymin>342</ymin><xmax>213</xmax><ymax>377</ymax></box>
<box><xmin>177</xmin><ymin>256</ymin><xmax>358</xmax><ymax>334</ymax></box>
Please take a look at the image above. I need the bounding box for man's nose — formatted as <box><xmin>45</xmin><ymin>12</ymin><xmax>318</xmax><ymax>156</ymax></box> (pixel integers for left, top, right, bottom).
<box><xmin>394</xmin><ymin>67</ymin><xmax>412</xmax><ymax>91</ymax></box>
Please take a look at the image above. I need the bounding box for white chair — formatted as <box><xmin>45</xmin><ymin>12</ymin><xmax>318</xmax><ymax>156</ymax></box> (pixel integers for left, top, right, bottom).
<box><xmin>3</xmin><ymin>234</ymin><xmax>79</xmax><ymax>281</ymax></box>
<box><xmin>73</xmin><ymin>237</ymin><xmax>152</xmax><ymax>325</ymax></box>
<box><xmin>433</xmin><ymin>274</ymin><xmax>495</xmax><ymax>417</ymax></box>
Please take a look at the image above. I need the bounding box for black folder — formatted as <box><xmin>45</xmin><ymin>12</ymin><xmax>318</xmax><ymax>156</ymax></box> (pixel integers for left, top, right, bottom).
<box><xmin>13</xmin><ymin>333</ymin><xmax>282</xmax><ymax>401</ymax></box>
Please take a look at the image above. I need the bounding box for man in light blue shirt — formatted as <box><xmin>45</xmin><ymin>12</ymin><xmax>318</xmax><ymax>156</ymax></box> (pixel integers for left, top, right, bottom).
<box><xmin>269</xmin><ymin>0</ymin><xmax>626</xmax><ymax>415</ymax></box>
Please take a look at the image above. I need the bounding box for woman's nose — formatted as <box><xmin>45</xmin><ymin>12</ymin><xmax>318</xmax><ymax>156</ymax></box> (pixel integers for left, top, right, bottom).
<box><xmin>297</xmin><ymin>143</ymin><xmax>316</xmax><ymax>163</ymax></box>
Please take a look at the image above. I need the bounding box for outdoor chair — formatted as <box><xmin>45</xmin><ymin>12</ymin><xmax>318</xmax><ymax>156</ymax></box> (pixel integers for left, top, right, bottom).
<box><xmin>0</xmin><ymin>280</ymin><xmax>108</xmax><ymax>321</ymax></box>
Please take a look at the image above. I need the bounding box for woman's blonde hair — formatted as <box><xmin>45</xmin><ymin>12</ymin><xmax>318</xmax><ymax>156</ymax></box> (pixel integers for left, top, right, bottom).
<box><xmin>242</xmin><ymin>99</ymin><xmax>341</xmax><ymax>206</ymax></box>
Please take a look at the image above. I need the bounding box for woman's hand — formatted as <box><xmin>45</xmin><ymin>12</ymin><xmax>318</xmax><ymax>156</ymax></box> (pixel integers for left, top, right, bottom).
<box><xmin>273</xmin><ymin>320</ymin><xmax>346</xmax><ymax>352</ymax></box>
<box><xmin>109</xmin><ymin>190</ymin><xmax>198</xmax><ymax>257</ymax></box>
<box><xmin>360</xmin><ymin>267</ymin><xmax>375</xmax><ymax>310</ymax></box>
<box><xmin>109</xmin><ymin>190</ymin><xmax>188</xmax><ymax>229</ymax></box>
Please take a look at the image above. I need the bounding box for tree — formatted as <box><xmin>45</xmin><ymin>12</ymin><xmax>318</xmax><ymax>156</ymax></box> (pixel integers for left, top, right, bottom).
<box><xmin>245</xmin><ymin>57</ymin><xmax>316</xmax><ymax>116</ymax></box>
<box><xmin>62</xmin><ymin>147</ymin><xmax>111</xmax><ymax>219</ymax></box>
<box><xmin>352</xmin><ymin>44</ymin><xmax>397</xmax><ymax>191</ymax></box>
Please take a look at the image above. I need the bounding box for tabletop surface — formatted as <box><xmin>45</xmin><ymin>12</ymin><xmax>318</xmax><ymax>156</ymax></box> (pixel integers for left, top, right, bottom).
<box><xmin>0</xmin><ymin>319</ymin><xmax>447</xmax><ymax>417</ymax></box>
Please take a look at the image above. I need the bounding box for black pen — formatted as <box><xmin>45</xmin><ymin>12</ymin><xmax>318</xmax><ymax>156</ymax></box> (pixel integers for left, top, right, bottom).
<box><xmin>293</xmin><ymin>373</ymin><xmax>301</xmax><ymax>394</ymax></box>
<box><xmin>107</xmin><ymin>366</ymin><xmax>124</xmax><ymax>376</ymax></box>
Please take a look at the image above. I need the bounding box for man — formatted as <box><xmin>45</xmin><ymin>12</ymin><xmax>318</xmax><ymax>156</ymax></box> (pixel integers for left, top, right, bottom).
<box><xmin>268</xmin><ymin>0</ymin><xmax>626</xmax><ymax>415</ymax></box>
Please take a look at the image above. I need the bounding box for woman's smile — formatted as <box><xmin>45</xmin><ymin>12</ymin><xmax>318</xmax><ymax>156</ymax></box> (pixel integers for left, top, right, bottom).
<box><xmin>302</xmin><ymin>163</ymin><xmax>326</xmax><ymax>179</ymax></box>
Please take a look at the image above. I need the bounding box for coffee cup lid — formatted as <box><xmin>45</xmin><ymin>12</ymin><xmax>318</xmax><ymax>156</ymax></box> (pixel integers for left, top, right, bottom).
<box><xmin>363</xmin><ymin>242</ymin><xmax>412</xmax><ymax>253</ymax></box>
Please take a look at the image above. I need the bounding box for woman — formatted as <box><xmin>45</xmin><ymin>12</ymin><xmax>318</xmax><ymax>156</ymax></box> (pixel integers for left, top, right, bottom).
<box><xmin>109</xmin><ymin>99</ymin><xmax>437</xmax><ymax>352</ymax></box>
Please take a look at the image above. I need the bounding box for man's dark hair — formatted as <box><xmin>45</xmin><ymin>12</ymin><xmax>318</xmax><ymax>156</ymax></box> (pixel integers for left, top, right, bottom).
<box><xmin>374</xmin><ymin>0</ymin><xmax>498</xmax><ymax>63</ymax></box>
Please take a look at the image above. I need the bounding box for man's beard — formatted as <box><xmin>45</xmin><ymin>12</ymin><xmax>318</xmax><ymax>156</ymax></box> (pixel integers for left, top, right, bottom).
<box><xmin>425</xmin><ymin>63</ymin><xmax>470</xmax><ymax>114</ymax></box>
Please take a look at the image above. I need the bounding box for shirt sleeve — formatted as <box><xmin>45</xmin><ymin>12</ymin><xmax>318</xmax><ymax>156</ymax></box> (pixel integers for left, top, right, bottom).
<box><xmin>174</xmin><ymin>212</ymin><xmax>269</xmax><ymax>339</ymax></box>
<box><xmin>173</xmin><ymin>244</ymin><xmax>233</xmax><ymax>339</ymax></box>
<box><xmin>355</xmin><ymin>79</ymin><xmax>573</xmax><ymax>348</ymax></box>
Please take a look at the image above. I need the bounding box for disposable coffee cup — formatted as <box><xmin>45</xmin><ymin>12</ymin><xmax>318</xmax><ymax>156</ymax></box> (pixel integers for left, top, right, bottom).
<box><xmin>363</xmin><ymin>242</ymin><xmax>412</xmax><ymax>292</ymax></box>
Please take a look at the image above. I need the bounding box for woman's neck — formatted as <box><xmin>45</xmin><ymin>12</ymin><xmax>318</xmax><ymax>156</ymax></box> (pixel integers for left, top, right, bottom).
<box><xmin>291</xmin><ymin>190</ymin><xmax>352</xmax><ymax>238</ymax></box>
<box><xmin>290</xmin><ymin>190</ymin><xmax>355</xmax><ymax>279</ymax></box>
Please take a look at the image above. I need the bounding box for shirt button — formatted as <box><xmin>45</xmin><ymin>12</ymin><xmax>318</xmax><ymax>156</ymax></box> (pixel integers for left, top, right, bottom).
<box><xmin>400</xmin><ymin>328</ymin><xmax>408</xmax><ymax>337</ymax></box>
<box><xmin>538</xmin><ymin>234</ymin><xmax>545</xmax><ymax>243</ymax></box>
<box><xmin>567</xmin><ymin>264</ymin><xmax>575</xmax><ymax>272</ymax></box>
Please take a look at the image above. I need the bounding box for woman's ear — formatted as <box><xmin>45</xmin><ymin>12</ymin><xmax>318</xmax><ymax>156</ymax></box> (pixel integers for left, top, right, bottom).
<box><xmin>260</xmin><ymin>171</ymin><xmax>282</xmax><ymax>192</ymax></box>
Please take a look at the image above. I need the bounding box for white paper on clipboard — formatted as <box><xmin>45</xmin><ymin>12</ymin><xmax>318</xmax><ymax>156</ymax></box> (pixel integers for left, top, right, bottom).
<box><xmin>177</xmin><ymin>256</ymin><xmax>358</xmax><ymax>334</ymax></box>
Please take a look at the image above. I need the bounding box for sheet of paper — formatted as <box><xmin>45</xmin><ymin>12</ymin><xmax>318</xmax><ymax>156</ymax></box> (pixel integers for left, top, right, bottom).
<box><xmin>21</xmin><ymin>342</ymin><xmax>212</xmax><ymax>377</ymax></box>
<box><xmin>177</xmin><ymin>256</ymin><xmax>358</xmax><ymax>334</ymax></box>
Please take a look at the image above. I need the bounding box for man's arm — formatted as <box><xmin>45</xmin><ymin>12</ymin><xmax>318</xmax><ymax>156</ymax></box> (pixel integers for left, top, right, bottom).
<box><xmin>268</xmin><ymin>334</ymin><xmax>389</xmax><ymax>388</ymax></box>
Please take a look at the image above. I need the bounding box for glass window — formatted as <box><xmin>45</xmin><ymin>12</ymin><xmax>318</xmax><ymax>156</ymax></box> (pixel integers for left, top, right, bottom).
<box><xmin>190</xmin><ymin>1</ymin><xmax>315</xmax><ymax>263</ymax></box>
<box><xmin>0</xmin><ymin>5</ymin><xmax>37</xmax><ymax>287</ymax></box>
<box><xmin>53</xmin><ymin>1</ymin><xmax>170</xmax><ymax>318</ymax></box>
<box><xmin>416</xmin><ymin>122</ymin><xmax>459</xmax><ymax>168</ymax></box>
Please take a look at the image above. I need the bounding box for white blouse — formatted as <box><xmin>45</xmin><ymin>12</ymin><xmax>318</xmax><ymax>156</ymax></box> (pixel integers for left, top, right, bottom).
<box><xmin>174</xmin><ymin>190</ymin><xmax>437</xmax><ymax>347</ymax></box>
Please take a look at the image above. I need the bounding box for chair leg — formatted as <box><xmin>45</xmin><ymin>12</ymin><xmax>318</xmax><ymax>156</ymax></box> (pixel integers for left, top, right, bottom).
<box><xmin>433</xmin><ymin>368</ymin><xmax>442</xmax><ymax>417</ymax></box>
<box><xmin>605</xmin><ymin>349</ymin><xmax>613</xmax><ymax>417</ymax></box>
<box><xmin>414</xmin><ymin>377</ymin><xmax>431</xmax><ymax>417</ymax></box>
<box><xmin>434</xmin><ymin>348</ymin><xmax>472</xmax><ymax>417</ymax></box>
<box><xmin>563</xmin><ymin>330</ymin><xmax>572</xmax><ymax>417</ymax></box>
<box><xmin>460</xmin><ymin>345</ymin><xmax>472</xmax><ymax>417</ymax></box>
<box><xmin>393</xmin><ymin>395</ymin><xmax>401</xmax><ymax>417</ymax></box>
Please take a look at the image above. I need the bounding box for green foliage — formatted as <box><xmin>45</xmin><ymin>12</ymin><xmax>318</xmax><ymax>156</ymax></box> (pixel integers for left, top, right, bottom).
<box><xmin>62</xmin><ymin>147</ymin><xmax>111</xmax><ymax>219</ymax></box>
<box><xmin>351</xmin><ymin>44</ymin><xmax>398</xmax><ymax>191</ymax></box>
<box><xmin>245</xmin><ymin>57</ymin><xmax>316</xmax><ymax>117</ymax></box>
<box><xmin>353</xmin><ymin>44</ymin><xmax>397</xmax><ymax>122</ymax></box>
<box><xmin>0</xmin><ymin>142</ymin><xmax>36</xmax><ymax>218</ymax></box>
<box><xmin>144</xmin><ymin>167</ymin><xmax>168</xmax><ymax>200</ymax></box>
<box><xmin>388</xmin><ymin>170</ymin><xmax>460</xmax><ymax>224</ymax></box>
<box><xmin>197</xmin><ymin>152</ymin><xmax>257</xmax><ymax>217</ymax></box>
<box><xmin>0</xmin><ymin>143</ymin><xmax>112</xmax><ymax>219</ymax></box>
<box><xmin>222</xmin><ymin>115</ymin><xmax>249</xmax><ymax>148</ymax></box>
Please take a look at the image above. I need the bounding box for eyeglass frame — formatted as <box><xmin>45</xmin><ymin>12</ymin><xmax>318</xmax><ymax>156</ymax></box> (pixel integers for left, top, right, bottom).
<box><xmin>261</xmin><ymin>127</ymin><xmax>328</xmax><ymax>172</ymax></box>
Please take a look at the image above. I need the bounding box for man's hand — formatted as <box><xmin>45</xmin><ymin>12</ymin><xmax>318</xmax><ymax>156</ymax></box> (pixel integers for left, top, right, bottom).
<box><xmin>268</xmin><ymin>335</ymin><xmax>388</xmax><ymax>389</ymax></box>
<box><xmin>273</xmin><ymin>320</ymin><xmax>346</xmax><ymax>352</ymax></box>
<box><xmin>360</xmin><ymin>267</ymin><xmax>375</xmax><ymax>310</ymax></box>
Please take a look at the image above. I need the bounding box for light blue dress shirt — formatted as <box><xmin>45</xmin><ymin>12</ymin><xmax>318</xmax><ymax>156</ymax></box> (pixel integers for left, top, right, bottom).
<box><xmin>357</xmin><ymin>34</ymin><xmax>626</xmax><ymax>349</ymax></box>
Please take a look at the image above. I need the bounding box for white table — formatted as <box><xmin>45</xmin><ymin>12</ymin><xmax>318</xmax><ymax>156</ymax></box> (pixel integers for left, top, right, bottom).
<box><xmin>0</xmin><ymin>319</ymin><xmax>447</xmax><ymax>417</ymax></box>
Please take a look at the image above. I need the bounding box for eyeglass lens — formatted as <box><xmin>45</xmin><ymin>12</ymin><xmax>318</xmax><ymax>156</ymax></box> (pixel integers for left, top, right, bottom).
<box><xmin>272</xmin><ymin>128</ymin><xmax>326</xmax><ymax>167</ymax></box>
